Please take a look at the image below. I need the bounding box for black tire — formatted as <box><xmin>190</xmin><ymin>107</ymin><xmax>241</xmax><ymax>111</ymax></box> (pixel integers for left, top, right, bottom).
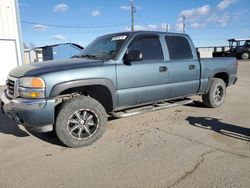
<box><xmin>241</xmin><ymin>52</ymin><xmax>250</xmax><ymax>60</ymax></box>
<box><xmin>202</xmin><ymin>78</ymin><xmax>226</xmax><ymax>108</ymax></box>
<box><xmin>55</xmin><ymin>96</ymin><xmax>107</xmax><ymax>148</ymax></box>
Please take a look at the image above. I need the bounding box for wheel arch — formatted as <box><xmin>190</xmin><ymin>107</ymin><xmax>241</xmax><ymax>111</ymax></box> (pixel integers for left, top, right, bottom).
<box><xmin>213</xmin><ymin>72</ymin><xmax>229</xmax><ymax>86</ymax></box>
<box><xmin>50</xmin><ymin>79</ymin><xmax>117</xmax><ymax>112</ymax></box>
<box><xmin>205</xmin><ymin>71</ymin><xmax>229</xmax><ymax>94</ymax></box>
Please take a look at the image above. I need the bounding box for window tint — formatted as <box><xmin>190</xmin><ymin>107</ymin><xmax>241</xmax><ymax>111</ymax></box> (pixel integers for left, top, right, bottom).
<box><xmin>129</xmin><ymin>36</ymin><xmax>164</xmax><ymax>60</ymax></box>
<box><xmin>165</xmin><ymin>36</ymin><xmax>193</xmax><ymax>60</ymax></box>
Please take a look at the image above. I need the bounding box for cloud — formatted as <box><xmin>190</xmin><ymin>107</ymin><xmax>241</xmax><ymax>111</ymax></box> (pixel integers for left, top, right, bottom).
<box><xmin>217</xmin><ymin>0</ymin><xmax>238</xmax><ymax>10</ymax></box>
<box><xmin>125</xmin><ymin>23</ymin><xmax>169</xmax><ymax>31</ymax></box>
<box><xmin>53</xmin><ymin>4</ymin><xmax>69</xmax><ymax>12</ymax></box>
<box><xmin>180</xmin><ymin>5</ymin><xmax>211</xmax><ymax>19</ymax></box>
<box><xmin>119</xmin><ymin>5</ymin><xmax>142</xmax><ymax>11</ymax></box>
<box><xmin>120</xmin><ymin>5</ymin><xmax>130</xmax><ymax>11</ymax></box>
<box><xmin>175</xmin><ymin>22</ymin><xmax>184</xmax><ymax>32</ymax></box>
<box><xmin>233</xmin><ymin>9</ymin><xmax>248</xmax><ymax>20</ymax></box>
<box><xmin>33</xmin><ymin>24</ymin><xmax>47</xmax><ymax>31</ymax></box>
<box><xmin>207</xmin><ymin>13</ymin><xmax>230</xmax><ymax>27</ymax></box>
<box><xmin>91</xmin><ymin>10</ymin><xmax>101</xmax><ymax>16</ymax></box>
<box><xmin>52</xmin><ymin>34</ymin><xmax>66</xmax><ymax>41</ymax></box>
<box><xmin>175</xmin><ymin>1</ymin><xmax>239</xmax><ymax>31</ymax></box>
<box><xmin>190</xmin><ymin>22</ymin><xmax>206</xmax><ymax>29</ymax></box>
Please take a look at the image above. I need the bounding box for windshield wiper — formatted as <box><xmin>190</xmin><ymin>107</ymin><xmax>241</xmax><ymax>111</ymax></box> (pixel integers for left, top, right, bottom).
<box><xmin>71</xmin><ymin>54</ymin><xmax>97</xmax><ymax>59</ymax></box>
<box><xmin>79</xmin><ymin>54</ymin><xmax>97</xmax><ymax>58</ymax></box>
<box><xmin>71</xmin><ymin>55</ymin><xmax>80</xmax><ymax>58</ymax></box>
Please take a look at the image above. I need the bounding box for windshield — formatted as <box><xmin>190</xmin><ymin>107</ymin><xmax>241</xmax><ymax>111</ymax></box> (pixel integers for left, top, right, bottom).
<box><xmin>76</xmin><ymin>34</ymin><xmax>128</xmax><ymax>60</ymax></box>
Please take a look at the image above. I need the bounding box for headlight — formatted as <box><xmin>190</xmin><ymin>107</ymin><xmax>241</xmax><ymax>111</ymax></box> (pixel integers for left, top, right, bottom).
<box><xmin>19</xmin><ymin>77</ymin><xmax>46</xmax><ymax>99</ymax></box>
<box><xmin>20</xmin><ymin>77</ymin><xmax>45</xmax><ymax>88</ymax></box>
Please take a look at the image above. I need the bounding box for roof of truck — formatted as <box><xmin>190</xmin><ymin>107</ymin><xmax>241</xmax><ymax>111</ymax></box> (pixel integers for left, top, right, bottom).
<box><xmin>99</xmin><ymin>30</ymin><xmax>189</xmax><ymax>38</ymax></box>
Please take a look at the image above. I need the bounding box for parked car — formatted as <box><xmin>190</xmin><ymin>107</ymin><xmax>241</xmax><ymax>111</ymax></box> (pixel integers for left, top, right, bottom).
<box><xmin>1</xmin><ymin>31</ymin><xmax>238</xmax><ymax>148</ymax></box>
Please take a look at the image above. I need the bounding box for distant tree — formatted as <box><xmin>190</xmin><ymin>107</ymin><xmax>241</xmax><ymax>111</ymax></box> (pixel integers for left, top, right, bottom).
<box><xmin>30</xmin><ymin>42</ymin><xmax>36</xmax><ymax>49</ymax></box>
<box><xmin>23</xmin><ymin>42</ymin><xmax>29</xmax><ymax>49</ymax></box>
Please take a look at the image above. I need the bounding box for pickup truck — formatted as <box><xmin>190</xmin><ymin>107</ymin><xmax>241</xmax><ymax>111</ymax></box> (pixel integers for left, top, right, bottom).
<box><xmin>1</xmin><ymin>31</ymin><xmax>238</xmax><ymax>148</ymax></box>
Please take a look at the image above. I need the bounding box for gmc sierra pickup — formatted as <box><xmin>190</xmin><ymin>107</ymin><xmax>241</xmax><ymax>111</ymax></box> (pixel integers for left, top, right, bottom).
<box><xmin>1</xmin><ymin>31</ymin><xmax>238</xmax><ymax>147</ymax></box>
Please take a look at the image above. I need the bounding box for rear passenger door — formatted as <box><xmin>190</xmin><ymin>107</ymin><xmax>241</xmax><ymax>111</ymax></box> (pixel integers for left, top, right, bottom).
<box><xmin>164</xmin><ymin>35</ymin><xmax>200</xmax><ymax>99</ymax></box>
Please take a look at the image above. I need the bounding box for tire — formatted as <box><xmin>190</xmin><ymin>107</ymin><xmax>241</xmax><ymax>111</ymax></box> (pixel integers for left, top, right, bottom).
<box><xmin>202</xmin><ymin>78</ymin><xmax>226</xmax><ymax>108</ymax></box>
<box><xmin>55</xmin><ymin>96</ymin><xmax>107</xmax><ymax>148</ymax></box>
<box><xmin>241</xmin><ymin>52</ymin><xmax>250</xmax><ymax>60</ymax></box>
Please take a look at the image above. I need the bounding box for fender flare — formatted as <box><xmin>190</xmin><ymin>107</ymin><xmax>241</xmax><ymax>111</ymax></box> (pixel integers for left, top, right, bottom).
<box><xmin>50</xmin><ymin>78</ymin><xmax>117</xmax><ymax>109</ymax></box>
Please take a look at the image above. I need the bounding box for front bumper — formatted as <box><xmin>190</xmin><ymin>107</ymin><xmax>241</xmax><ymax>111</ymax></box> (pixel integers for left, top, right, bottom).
<box><xmin>1</xmin><ymin>90</ymin><xmax>55</xmax><ymax>132</ymax></box>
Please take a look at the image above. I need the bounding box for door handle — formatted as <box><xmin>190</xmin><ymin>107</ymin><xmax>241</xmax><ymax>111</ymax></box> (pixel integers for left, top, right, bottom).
<box><xmin>159</xmin><ymin>66</ymin><xmax>168</xmax><ymax>72</ymax></box>
<box><xmin>189</xmin><ymin>64</ymin><xmax>195</xmax><ymax>70</ymax></box>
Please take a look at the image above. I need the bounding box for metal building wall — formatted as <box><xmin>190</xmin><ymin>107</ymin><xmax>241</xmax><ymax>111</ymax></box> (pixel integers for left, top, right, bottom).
<box><xmin>0</xmin><ymin>0</ymin><xmax>23</xmax><ymax>84</ymax></box>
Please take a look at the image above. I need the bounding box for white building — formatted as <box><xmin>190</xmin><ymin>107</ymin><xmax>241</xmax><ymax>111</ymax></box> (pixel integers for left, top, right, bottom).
<box><xmin>0</xmin><ymin>0</ymin><xmax>23</xmax><ymax>85</ymax></box>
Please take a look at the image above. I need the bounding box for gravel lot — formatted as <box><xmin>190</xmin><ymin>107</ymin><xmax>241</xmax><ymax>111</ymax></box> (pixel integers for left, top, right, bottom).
<box><xmin>0</xmin><ymin>61</ymin><xmax>250</xmax><ymax>188</ymax></box>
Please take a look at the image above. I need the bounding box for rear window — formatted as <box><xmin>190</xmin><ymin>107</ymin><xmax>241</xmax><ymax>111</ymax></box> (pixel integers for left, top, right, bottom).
<box><xmin>165</xmin><ymin>36</ymin><xmax>193</xmax><ymax>60</ymax></box>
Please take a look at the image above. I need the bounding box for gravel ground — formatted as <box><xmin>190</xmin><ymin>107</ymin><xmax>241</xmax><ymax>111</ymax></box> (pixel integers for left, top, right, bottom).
<box><xmin>0</xmin><ymin>61</ymin><xmax>249</xmax><ymax>188</ymax></box>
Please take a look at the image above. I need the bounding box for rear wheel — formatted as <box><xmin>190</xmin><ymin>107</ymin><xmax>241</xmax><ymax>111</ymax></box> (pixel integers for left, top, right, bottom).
<box><xmin>55</xmin><ymin>96</ymin><xmax>107</xmax><ymax>148</ymax></box>
<box><xmin>241</xmin><ymin>52</ymin><xmax>250</xmax><ymax>60</ymax></box>
<box><xmin>202</xmin><ymin>78</ymin><xmax>226</xmax><ymax>108</ymax></box>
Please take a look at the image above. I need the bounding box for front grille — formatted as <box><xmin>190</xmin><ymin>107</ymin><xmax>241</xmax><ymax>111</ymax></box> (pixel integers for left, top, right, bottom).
<box><xmin>7</xmin><ymin>79</ymin><xmax>15</xmax><ymax>95</ymax></box>
<box><xmin>6</xmin><ymin>77</ymin><xmax>17</xmax><ymax>98</ymax></box>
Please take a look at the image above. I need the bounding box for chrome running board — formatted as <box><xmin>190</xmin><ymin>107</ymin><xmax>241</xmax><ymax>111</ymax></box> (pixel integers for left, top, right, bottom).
<box><xmin>110</xmin><ymin>99</ymin><xmax>193</xmax><ymax>118</ymax></box>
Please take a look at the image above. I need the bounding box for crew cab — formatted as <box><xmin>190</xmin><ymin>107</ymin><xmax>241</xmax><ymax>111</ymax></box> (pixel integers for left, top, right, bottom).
<box><xmin>1</xmin><ymin>31</ymin><xmax>238</xmax><ymax>147</ymax></box>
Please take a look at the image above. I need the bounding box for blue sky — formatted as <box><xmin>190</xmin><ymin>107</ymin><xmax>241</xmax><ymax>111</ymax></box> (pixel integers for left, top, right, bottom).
<box><xmin>19</xmin><ymin>0</ymin><xmax>250</xmax><ymax>48</ymax></box>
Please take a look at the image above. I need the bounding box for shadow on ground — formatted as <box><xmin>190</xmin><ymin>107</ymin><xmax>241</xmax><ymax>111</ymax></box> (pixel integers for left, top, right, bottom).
<box><xmin>186</xmin><ymin>116</ymin><xmax>250</xmax><ymax>141</ymax></box>
<box><xmin>28</xmin><ymin>130</ymin><xmax>65</xmax><ymax>147</ymax></box>
<box><xmin>0</xmin><ymin>113</ymin><xmax>29</xmax><ymax>137</ymax></box>
<box><xmin>186</xmin><ymin>101</ymin><xmax>207</xmax><ymax>108</ymax></box>
<box><xmin>0</xmin><ymin>112</ymin><xmax>64</xmax><ymax>146</ymax></box>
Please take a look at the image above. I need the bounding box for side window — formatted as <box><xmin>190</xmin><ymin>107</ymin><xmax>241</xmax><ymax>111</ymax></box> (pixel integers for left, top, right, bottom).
<box><xmin>165</xmin><ymin>36</ymin><xmax>193</xmax><ymax>60</ymax></box>
<box><xmin>244</xmin><ymin>41</ymin><xmax>250</xmax><ymax>46</ymax></box>
<box><xmin>129</xmin><ymin>36</ymin><xmax>164</xmax><ymax>60</ymax></box>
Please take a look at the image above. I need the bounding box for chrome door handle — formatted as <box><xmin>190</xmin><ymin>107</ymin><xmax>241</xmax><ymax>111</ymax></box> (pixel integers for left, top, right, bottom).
<box><xmin>159</xmin><ymin>66</ymin><xmax>168</xmax><ymax>72</ymax></box>
<box><xmin>189</xmin><ymin>64</ymin><xmax>195</xmax><ymax>70</ymax></box>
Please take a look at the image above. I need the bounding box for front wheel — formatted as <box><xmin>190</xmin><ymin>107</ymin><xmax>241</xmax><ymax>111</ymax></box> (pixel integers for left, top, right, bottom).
<box><xmin>55</xmin><ymin>96</ymin><xmax>107</xmax><ymax>148</ymax></box>
<box><xmin>241</xmin><ymin>52</ymin><xmax>250</xmax><ymax>60</ymax></box>
<box><xmin>202</xmin><ymin>78</ymin><xmax>226</xmax><ymax>108</ymax></box>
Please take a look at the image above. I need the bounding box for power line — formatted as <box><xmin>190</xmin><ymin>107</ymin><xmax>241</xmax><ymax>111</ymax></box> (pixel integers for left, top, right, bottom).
<box><xmin>21</xmin><ymin>20</ymin><xmax>129</xmax><ymax>29</ymax></box>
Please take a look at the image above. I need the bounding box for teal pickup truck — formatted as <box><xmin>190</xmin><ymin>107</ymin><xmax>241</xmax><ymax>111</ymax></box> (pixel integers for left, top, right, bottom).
<box><xmin>1</xmin><ymin>31</ymin><xmax>238</xmax><ymax>147</ymax></box>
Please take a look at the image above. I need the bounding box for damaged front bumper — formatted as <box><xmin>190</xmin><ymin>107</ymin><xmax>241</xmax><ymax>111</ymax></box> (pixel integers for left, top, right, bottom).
<box><xmin>1</xmin><ymin>90</ymin><xmax>55</xmax><ymax>132</ymax></box>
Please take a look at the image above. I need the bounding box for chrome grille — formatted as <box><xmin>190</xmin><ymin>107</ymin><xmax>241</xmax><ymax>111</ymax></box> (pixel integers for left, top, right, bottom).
<box><xmin>6</xmin><ymin>76</ymin><xmax>18</xmax><ymax>98</ymax></box>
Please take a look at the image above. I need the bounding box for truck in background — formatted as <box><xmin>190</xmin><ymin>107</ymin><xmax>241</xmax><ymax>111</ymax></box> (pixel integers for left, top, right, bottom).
<box><xmin>199</xmin><ymin>38</ymin><xmax>250</xmax><ymax>60</ymax></box>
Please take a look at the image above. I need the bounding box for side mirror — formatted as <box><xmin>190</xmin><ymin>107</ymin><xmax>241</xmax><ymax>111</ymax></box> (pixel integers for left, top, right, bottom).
<box><xmin>124</xmin><ymin>50</ymin><xmax>143</xmax><ymax>63</ymax></box>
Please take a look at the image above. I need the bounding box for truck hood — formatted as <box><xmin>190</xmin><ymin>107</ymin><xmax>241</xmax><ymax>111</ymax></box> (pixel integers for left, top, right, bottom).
<box><xmin>9</xmin><ymin>58</ymin><xmax>104</xmax><ymax>78</ymax></box>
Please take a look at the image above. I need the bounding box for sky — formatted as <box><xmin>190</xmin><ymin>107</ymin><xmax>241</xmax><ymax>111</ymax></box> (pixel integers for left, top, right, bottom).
<box><xmin>19</xmin><ymin>0</ymin><xmax>250</xmax><ymax>48</ymax></box>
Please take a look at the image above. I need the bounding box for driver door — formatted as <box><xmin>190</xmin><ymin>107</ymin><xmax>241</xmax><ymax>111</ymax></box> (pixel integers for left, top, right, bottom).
<box><xmin>116</xmin><ymin>34</ymin><xmax>169</xmax><ymax>109</ymax></box>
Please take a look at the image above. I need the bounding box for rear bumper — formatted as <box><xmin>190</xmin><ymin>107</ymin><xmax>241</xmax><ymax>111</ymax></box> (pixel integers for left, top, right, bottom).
<box><xmin>1</xmin><ymin>90</ymin><xmax>55</xmax><ymax>132</ymax></box>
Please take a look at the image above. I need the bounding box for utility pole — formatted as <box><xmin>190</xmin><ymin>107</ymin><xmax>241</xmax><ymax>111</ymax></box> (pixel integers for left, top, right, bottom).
<box><xmin>130</xmin><ymin>0</ymin><xmax>135</xmax><ymax>31</ymax></box>
<box><xmin>166</xmin><ymin>24</ymin><xmax>169</xmax><ymax>32</ymax></box>
<box><xmin>182</xmin><ymin>16</ymin><xmax>185</xmax><ymax>33</ymax></box>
